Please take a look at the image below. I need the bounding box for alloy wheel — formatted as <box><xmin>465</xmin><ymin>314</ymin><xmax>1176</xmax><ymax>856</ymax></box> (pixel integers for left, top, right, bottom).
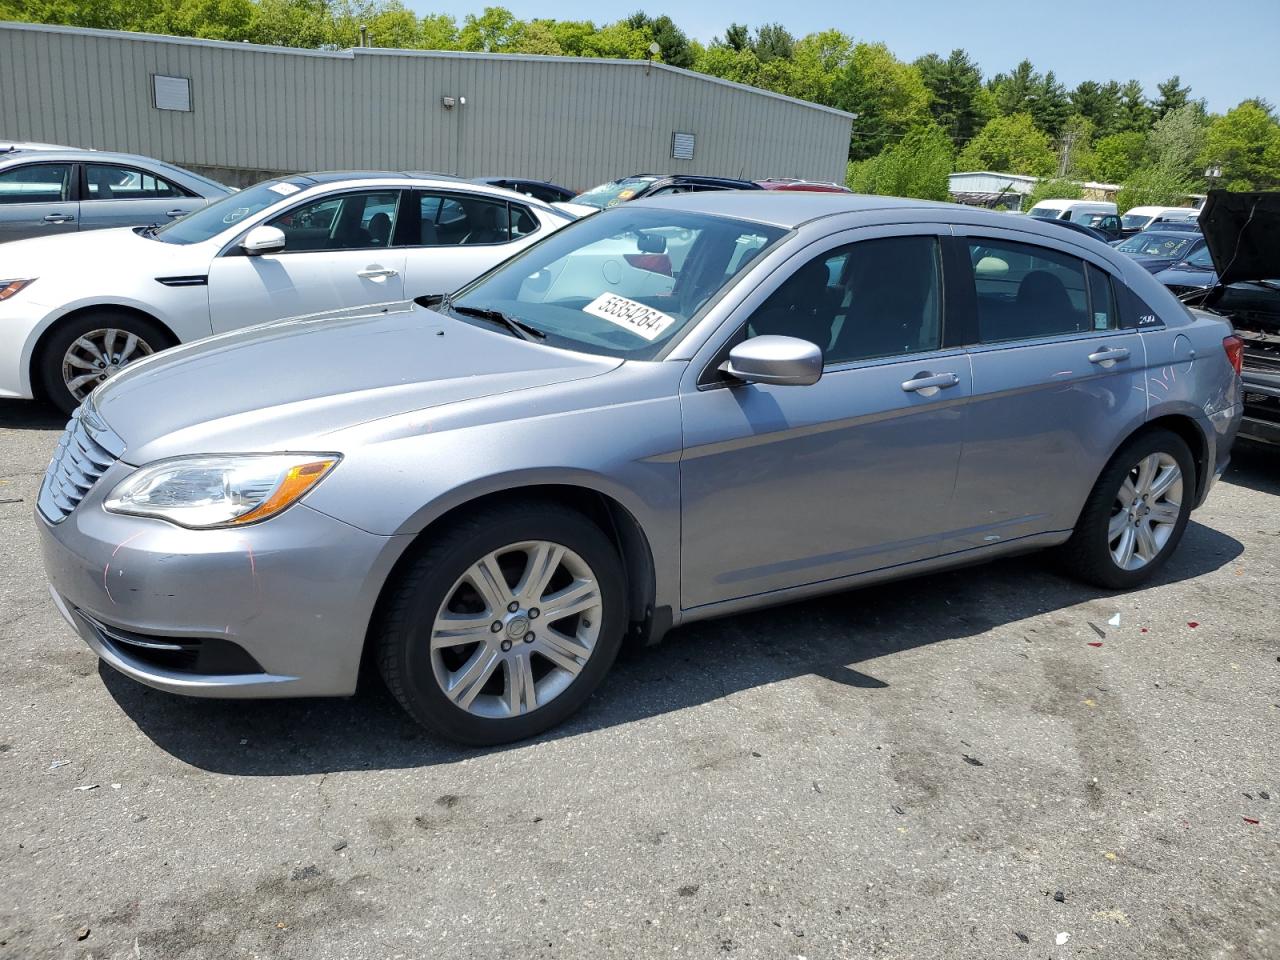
<box><xmin>1108</xmin><ymin>452</ymin><xmax>1183</xmax><ymax>570</ymax></box>
<box><xmin>61</xmin><ymin>328</ymin><xmax>154</xmax><ymax>402</ymax></box>
<box><xmin>429</xmin><ymin>540</ymin><xmax>603</xmax><ymax>719</ymax></box>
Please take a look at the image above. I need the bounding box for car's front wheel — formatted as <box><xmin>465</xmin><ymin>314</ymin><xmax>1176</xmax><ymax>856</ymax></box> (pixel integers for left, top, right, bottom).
<box><xmin>38</xmin><ymin>310</ymin><xmax>173</xmax><ymax>415</ymax></box>
<box><xmin>376</xmin><ymin>502</ymin><xmax>627</xmax><ymax>745</ymax></box>
<box><xmin>1059</xmin><ymin>428</ymin><xmax>1195</xmax><ymax>589</ymax></box>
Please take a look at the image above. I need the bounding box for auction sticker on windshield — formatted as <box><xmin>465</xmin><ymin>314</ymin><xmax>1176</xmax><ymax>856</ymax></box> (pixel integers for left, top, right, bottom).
<box><xmin>582</xmin><ymin>293</ymin><xmax>676</xmax><ymax>341</ymax></box>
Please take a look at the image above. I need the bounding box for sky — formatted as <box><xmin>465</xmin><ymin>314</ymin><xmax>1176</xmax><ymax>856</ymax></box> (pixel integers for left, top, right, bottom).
<box><xmin>410</xmin><ymin>0</ymin><xmax>1278</xmax><ymax>113</ymax></box>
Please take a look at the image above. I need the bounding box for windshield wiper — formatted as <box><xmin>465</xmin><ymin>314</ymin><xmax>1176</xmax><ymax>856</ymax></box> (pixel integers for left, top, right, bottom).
<box><xmin>451</xmin><ymin>304</ymin><xmax>546</xmax><ymax>342</ymax></box>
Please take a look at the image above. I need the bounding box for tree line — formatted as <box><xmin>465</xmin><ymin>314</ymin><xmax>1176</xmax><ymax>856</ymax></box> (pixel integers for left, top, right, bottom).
<box><xmin>5</xmin><ymin>0</ymin><xmax>1279</xmax><ymax>204</ymax></box>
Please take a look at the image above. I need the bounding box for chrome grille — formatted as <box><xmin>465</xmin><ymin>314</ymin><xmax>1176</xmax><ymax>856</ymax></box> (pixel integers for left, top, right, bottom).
<box><xmin>37</xmin><ymin>405</ymin><xmax>124</xmax><ymax>523</ymax></box>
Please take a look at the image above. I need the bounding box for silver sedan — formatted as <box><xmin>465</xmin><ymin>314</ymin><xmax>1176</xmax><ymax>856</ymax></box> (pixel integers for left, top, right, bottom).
<box><xmin>37</xmin><ymin>193</ymin><xmax>1242</xmax><ymax>744</ymax></box>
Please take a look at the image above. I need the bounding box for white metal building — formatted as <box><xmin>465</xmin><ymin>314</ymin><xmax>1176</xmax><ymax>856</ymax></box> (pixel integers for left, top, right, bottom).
<box><xmin>0</xmin><ymin>22</ymin><xmax>854</xmax><ymax>189</ymax></box>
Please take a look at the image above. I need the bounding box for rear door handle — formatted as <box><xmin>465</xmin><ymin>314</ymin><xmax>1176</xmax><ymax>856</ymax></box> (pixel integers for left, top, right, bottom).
<box><xmin>164</xmin><ymin>208</ymin><xmax>186</xmax><ymax>218</ymax></box>
<box><xmin>1088</xmin><ymin>346</ymin><xmax>1131</xmax><ymax>366</ymax></box>
<box><xmin>43</xmin><ymin>213</ymin><xmax>75</xmax><ymax>223</ymax></box>
<box><xmin>358</xmin><ymin>265</ymin><xmax>398</xmax><ymax>279</ymax></box>
<box><xmin>901</xmin><ymin>372</ymin><xmax>960</xmax><ymax>396</ymax></box>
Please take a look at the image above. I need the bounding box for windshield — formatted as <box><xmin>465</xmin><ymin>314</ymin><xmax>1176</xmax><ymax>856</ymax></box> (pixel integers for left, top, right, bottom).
<box><xmin>570</xmin><ymin>178</ymin><xmax>658</xmax><ymax>210</ymax></box>
<box><xmin>1027</xmin><ymin>205</ymin><xmax>1065</xmax><ymax>220</ymax></box>
<box><xmin>1183</xmin><ymin>244</ymin><xmax>1215</xmax><ymax>269</ymax></box>
<box><xmin>1116</xmin><ymin>233</ymin><xmax>1197</xmax><ymax>257</ymax></box>
<box><xmin>447</xmin><ymin>207</ymin><xmax>787</xmax><ymax>359</ymax></box>
<box><xmin>150</xmin><ymin>178</ymin><xmax>311</xmax><ymax>244</ymax></box>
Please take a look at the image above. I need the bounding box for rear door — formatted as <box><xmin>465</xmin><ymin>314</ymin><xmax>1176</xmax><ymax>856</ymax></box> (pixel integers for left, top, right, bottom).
<box><xmin>398</xmin><ymin>191</ymin><xmax>545</xmax><ymax>298</ymax></box>
<box><xmin>947</xmin><ymin>230</ymin><xmax>1147</xmax><ymax>545</ymax></box>
<box><xmin>78</xmin><ymin>161</ymin><xmax>204</xmax><ymax>231</ymax></box>
<box><xmin>0</xmin><ymin>161</ymin><xmax>78</xmax><ymax>241</ymax></box>
<box><xmin>207</xmin><ymin>188</ymin><xmax>408</xmax><ymax>332</ymax></box>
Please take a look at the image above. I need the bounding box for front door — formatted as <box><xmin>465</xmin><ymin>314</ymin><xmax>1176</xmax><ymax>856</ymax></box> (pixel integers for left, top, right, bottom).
<box><xmin>948</xmin><ymin>231</ymin><xmax>1148</xmax><ymax>545</ymax></box>
<box><xmin>679</xmin><ymin>229</ymin><xmax>970</xmax><ymax>609</ymax></box>
<box><xmin>207</xmin><ymin>188</ymin><xmax>408</xmax><ymax>332</ymax></box>
<box><xmin>78</xmin><ymin>161</ymin><xmax>205</xmax><ymax>231</ymax></box>
<box><xmin>0</xmin><ymin>161</ymin><xmax>78</xmax><ymax>241</ymax></box>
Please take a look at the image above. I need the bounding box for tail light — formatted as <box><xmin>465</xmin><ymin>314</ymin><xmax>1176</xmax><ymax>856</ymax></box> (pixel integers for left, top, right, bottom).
<box><xmin>1223</xmin><ymin>335</ymin><xmax>1244</xmax><ymax>376</ymax></box>
<box><xmin>624</xmin><ymin>254</ymin><xmax>672</xmax><ymax>276</ymax></box>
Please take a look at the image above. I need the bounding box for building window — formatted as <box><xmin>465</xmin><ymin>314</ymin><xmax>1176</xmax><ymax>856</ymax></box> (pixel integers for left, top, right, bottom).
<box><xmin>152</xmin><ymin>75</ymin><xmax>192</xmax><ymax>112</ymax></box>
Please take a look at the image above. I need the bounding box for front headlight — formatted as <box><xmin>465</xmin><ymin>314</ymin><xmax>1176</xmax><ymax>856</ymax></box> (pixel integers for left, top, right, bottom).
<box><xmin>104</xmin><ymin>454</ymin><xmax>340</xmax><ymax>528</ymax></box>
<box><xmin>0</xmin><ymin>278</ymin><xmax>36</xmax><ymax>302</ymax></box>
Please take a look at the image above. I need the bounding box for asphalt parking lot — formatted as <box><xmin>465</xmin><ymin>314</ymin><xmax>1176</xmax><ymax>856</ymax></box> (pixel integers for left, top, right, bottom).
<box><xmin>1</xmin><ymin>398</ymin><xmax>1277</xmax><ymax>960</ymax></box>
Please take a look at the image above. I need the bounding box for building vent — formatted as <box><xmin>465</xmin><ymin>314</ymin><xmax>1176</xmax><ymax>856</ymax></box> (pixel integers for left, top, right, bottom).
<box><xmin>671</xmin><ymin>132</ymin><xmax>695</xmax><ymax>161</ymax></box>
<box><xmin>152</xmin><ymin>75</ymin><xmax>192</xmax><ymax>112</ymax></box>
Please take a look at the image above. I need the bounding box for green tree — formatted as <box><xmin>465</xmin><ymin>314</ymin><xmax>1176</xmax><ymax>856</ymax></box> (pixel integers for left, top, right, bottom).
<box><xmin>1093</xmin><ymin>131</ymin><xmax>1147</xmax><ymax>184</ymax></box>
<box><xmin>721</xmin><ymin>22</ymin><xmax>750</xmax><ymax>51</ymax></box>
<box><xmin>457</xmin><ymin>6</ymin><xmax>524</xmax><ymax>51</ymax></box>
<box><xmin>1025</xmin><ymin>177</ymin><xmax>1083</xmax><ymax>208</ymax></box>
<box><xmin>752</xmin><ymin>22</ymin><xmax>794</xmax><ymax>63</ymax></box>
<box><xmin>1117</xmin><ymin>165</ymin><xmax>1196</xmax><ymax>211</ymax></box>
<box><xmin>1155</xmin><ymin>75</ymin><xmax>1191</xmax><ymax>118</ymax></box>
<box><xmin>1199</xmin><ymin>100</ymin><xmax>1280</xmax><ymax>190</ymax></box>
<box><xmin>247</xmin><ymin>0</ymin><xmax>330</xmax><ymax>47</ymax></box>
<box><xmin>694</xmin><ymin>43</ymin><xmax>762</xmax><ymax>86</ymax></box>
<box><xmin>914</xmin><ymin>48</ymin><xmax>985</xmax><ymax>150</ymax></box>
<box><xmin>832</xmin><ymin>42</ymin><xmax>931</xmax><ymax>160</ymax></box>
<box><xmin>1070</xmin><ymin>80</ymin><xmax>1121</xmax><ymax>139</ymax></box>
<box><xmin>1117</xmin><ymin>79</ymin><xmax>1152</xmax><ymax>133</ymax></box>
<box><xmin>146</xmin><ymin>0</ymin><xmax>255</xmax><ymax>41</ymax></box>
<box><xmin>957</xmin><ymin>113</ymin><xmax>1057</xmax><ymax>176</ymax></box>
<box><xmin>1149</xmin><ymin>103</ymin><xmax>1208</xmax><ymax>179</ymax></box>
<box><xmin>624</xmin><ymin>12</ymin><xmax>694</xmax><ymax>68</ymax></box>
<box><xmin>845</xmin><ymin>123</ymin><xmax>953</xmax><ymax>200</ymax></box>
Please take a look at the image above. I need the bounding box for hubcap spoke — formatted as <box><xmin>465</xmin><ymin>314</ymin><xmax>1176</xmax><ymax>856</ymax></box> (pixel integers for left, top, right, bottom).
<box><xmin>541</xmin><ymin>627</ymin><xmax>591</xmax><ymax>664</ymax></box>
<box><xmin>1148</xmin><ymin>464</ymin><xmax>1181</xmax><ymax>500</ymax></box>
<box><xmin>465</xmin><ymin>553</ymin><xmax>512</xmax><ymax>615</ymax></box>
<box><xmin>505</xmin><ymin>653</ymin><xmax>538</xmax><ymax>716</ymax></box>
<box><xmin>1134</xmin><ymin>455</ymin><xmax>1158</xmax><ymax>495</ymax></box>
<box><xmin>1135</xmin><ymin>522</ymin><xmax>1160</xmax><ymax>561</ymax></box>
<box><xmin>1147</xmin><ymin>502</ymin><xmax>1180</xmax><ymax>525</ymax></box>
<box><xmin>118</xmin><ymin>332</ymin><xmax>140</xmax><ymax>362</ymax></box>
<box><xmin>517</xmin><ymin>541</ymin><xmax>565</xmax><ymax>602</ymax></box>
<box><xmin>1114</xmin><ymin>525</ymin><xmax>1137</xmax><ymax>568</ymax></box>
<box><xmin>446</xmin><ymin>646</ymin><xmax>501</xmax><ymax>709</ymax></box>
<box><xmin>1107</xmin><ymin>510</ymin><xmax>1129</xmax><ymax>542</ymax></box>
<box><xmin>431</xmin><ymin>612</ymin><xmax>496</xmax><ymax>650</ymax></box>
<box><xmin>539</xmin><ymin>579</ymin><xmax>599</xmax><ymax>623</ymax></box>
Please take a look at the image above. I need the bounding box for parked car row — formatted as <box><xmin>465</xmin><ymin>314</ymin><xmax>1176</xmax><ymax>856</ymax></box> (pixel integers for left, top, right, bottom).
<box><xmin>27</xmin><ymin>178</ymin><xmax>1244</xmax><ymax>743</ymax></box>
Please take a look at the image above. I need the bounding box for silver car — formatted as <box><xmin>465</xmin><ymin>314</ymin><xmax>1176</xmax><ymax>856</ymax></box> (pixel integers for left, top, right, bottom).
<box><xmin>0</xmin><ymin>147</ymin><xmax>232</xmax><ymax>242</ymax></box>
<box><xmin>36</xmin><ymin>193</ymin><xmax>1243</xmax><ymax>745</ymax></box>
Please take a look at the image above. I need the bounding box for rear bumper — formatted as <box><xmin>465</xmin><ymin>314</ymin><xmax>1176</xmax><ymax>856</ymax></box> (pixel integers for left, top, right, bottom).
<box><xmin>37</xmin><ymin>475</ymin><xmax>411</xmax><ymax>698</ymax></box>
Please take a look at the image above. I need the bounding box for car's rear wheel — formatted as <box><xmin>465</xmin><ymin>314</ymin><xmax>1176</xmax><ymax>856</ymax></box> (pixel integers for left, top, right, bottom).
<box><xmin>37</xmin><ymin>310</ymin><xmax>172</xmax><ymax>415</ymax></box>
<box><xmin>376</xmin><ymin>503</ymin><xmax>626</xmax><ymax>745</ymax></box>
<box><xmin>1058</xmin><ymin>428</ymin><xmax>1195</xmax><ymax>589</ymax></box>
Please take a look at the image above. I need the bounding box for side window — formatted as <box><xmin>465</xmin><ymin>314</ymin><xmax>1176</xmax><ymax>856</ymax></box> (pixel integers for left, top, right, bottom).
<box><xmin>0</xmin><ymin>163</ymin><xmax>72</xmax><ymax>204</ymax></box>
<box><xmin>84</xmin><ymin>163</ymin><xmax>188</xmax><ymax>201</ymax></box>
<box><xmin>1086</xmin><ymin>264</ymin><xmax>1118</xmax><ymax>330</ymax></box>
<box><xmin>747</xmin><ymin>236</ymin><xmax>943</xmax><ymax>364</ymax></box>
<box><xmin>267</xmin><ymin>190</ymin><xmax>401</xmax><ymax>251</ymax></box>
<box><xmin>967</xmin><ymin>238</ymin><xmax>1090</xmax><ymax>342</ymax></box>
<box><xmin>509</xmin><ymin>204</ymin><xmax>538</xmax><ymax>239</ymax></box>
<box><xmin>415</xmin><ymin>193</ymin><xmax>513</xmax><ymax>246</ymax></box>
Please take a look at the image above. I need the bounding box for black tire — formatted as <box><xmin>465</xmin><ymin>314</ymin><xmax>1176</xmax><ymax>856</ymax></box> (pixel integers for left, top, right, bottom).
<box><xmin>1058</xmin><ymin>428</ymin><xmax>1196</xmax><ymax>590</ymax></box>
<box><xmin>376</xmin><ymin>502</ymin><xmax>627</xmax><ymax>746</ymax></box>
<box><xmin>37</xmin><ymin>310</ymin><xmax>174</xmax><ymax>415</ymax></box>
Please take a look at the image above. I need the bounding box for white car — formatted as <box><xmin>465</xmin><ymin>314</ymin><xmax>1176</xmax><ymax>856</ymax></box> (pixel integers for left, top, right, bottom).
<box><xmin>0</xmin><ymin>173</ymin><xmax>575</xmax><ymax>412</ymax></box>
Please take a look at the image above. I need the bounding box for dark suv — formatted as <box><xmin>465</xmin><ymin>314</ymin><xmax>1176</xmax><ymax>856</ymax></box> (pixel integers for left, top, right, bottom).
<box><xmin>569</xmin><ymin>174</ymin><xmax>762</xmax><ymax>210</ymax></box>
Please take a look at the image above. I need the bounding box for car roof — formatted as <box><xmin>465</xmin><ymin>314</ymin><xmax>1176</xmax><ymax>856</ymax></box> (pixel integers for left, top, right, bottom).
<box><xmin>628</xmin><ymin>190</ymin><xmax>955</xmax><ymax>229</ymax></box>
<box><xmin>0</xmin><ymin>148</ymin><xmax>175</xmax><ymax>166</ymax></box>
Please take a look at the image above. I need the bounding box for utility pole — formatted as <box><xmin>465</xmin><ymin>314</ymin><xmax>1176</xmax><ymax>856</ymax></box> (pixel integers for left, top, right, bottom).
<box><xmin>1057</xmin><ymin>129</ymin><xmax>1078</xmax><ymax>178</ymax></box>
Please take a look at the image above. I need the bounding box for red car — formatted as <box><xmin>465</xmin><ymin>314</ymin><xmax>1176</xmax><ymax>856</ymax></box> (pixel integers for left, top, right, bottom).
<box><xmin>755</xmin><ymin>178</ymin><xmax>851</xmax><ymax>193</ymax></box>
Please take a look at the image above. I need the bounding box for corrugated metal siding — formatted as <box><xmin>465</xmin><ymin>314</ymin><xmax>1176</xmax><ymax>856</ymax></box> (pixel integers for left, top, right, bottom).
<box><xmin>0</xmin><ymin>23</ymin><xmax>851</xmax><ymax>189</ymax></box>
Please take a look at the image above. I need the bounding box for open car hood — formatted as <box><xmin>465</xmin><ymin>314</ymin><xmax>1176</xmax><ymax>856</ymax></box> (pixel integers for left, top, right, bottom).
<box><xmin>1199</xmin><ymin>190</ymin><xmax>1280</xmax><ymax>285</ymax></box>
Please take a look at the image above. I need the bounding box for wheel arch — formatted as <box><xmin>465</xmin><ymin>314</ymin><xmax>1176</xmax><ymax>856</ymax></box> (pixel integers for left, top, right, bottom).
<box><xmin>359</xmin><ymin>483</ymin><xmax>664</xmax><ymax>688</ymax></box>
<box><xmin>29</xmin><ymin>303</ymin><xmax>179</xmax><ymax>401</ymax></box>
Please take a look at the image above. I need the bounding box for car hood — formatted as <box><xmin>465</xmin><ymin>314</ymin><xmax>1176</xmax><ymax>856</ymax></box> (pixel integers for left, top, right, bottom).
<box><xmin>2</xmin><ymin>227</ymin><xmax>207</xmax><ymax>297</ymax></box>
<box><xmin>92</xmin><ymin>305</ymin><xmax>621</xmax><ymax>463</ymax></box>
<box><xmin>1198</xmin><ymin>190</ymin><xmax>1280</xmax><ymax>285</ymax></box>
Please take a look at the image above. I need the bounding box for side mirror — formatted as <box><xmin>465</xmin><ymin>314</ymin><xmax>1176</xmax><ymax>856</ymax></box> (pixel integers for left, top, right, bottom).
<box><xmin>721</xmin><ymin>335</ymin><xmax>822</xmax><ymax>387</ymax></box>
<box><xmin>241</xmin><ymin>225</ymin><xmax>286</xmax><ymax>256</ymax></box>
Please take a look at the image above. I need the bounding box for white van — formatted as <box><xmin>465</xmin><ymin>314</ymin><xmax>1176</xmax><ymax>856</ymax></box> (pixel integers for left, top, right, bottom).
<box><xmin>1120</xmin><ymin>206</ymin><xmax>1201</xmax><ymax>232</ymax></box>
<box><xmin>1026</xmin><ymin>198</ymin><xmax>1119</xmax><ymax>223</ymax></box>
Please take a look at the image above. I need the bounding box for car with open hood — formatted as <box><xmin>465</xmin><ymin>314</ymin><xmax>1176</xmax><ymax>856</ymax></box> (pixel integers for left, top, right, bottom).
<box><xmin>0</xmin><ymin>172</ymin><xmax>574</xmax><ymax>413</ymax></box>
<box><xmin>1163</xmin><ymin>190</ymin><xmax>1280</xmax><ymax>446</ymax></box>
<box><xmin>36</xmin><ymin>193</ymin><xmax>1241</xmax><ymax>745</ymax></box>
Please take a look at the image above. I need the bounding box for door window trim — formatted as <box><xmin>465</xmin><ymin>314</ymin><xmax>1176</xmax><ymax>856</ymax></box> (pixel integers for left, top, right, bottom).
<box><xmin>79</xmin><ymin>162</ymin><xmax>195</xmax><ymax>202</ymax></box>
<box><xmin>692</xmin><ymin>224</ymin><xmax>953</xmax><ymax>390</ymax></box>
<box><xmin>0</xmin><ymin>160</ymin><xmax>79</xmax><ymax>204</ymax></box>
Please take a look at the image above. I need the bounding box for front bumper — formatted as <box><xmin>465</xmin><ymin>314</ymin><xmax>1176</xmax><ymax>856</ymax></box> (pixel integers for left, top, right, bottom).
<box><xmin>37</xmin><ymin>469</ymin><xmax>410</xmax><ymax>698</ymax></box>
<box><xmin>1240</xmin><ymin>368</ymin><xmax>1280</xmax><ymax>446</ymax></box>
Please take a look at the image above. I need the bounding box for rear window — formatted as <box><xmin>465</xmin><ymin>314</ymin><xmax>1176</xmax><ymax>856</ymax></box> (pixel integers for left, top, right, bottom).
<box><xmin>967</xmin><ymin>238</ymin><xmax>1092</xmax><ymax>341</ymax></box>
<box><xmin>1026</xmin><ymin>205</ymin><xmax>1062</xmax><ymax>220</ymax></box>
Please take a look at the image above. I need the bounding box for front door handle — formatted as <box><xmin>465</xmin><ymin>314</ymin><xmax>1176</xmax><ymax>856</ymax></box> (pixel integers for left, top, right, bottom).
<box><xmin>1088</xmin><ymin>346</ymin><xmax>1131</xmax><ymax>366</ymax></box>
<box><xmin>358</xmin><ymin>265</ymin><xmax>398</xmax><ymax>279</ymax></box>
<box><xmin>43</xmin><ymin>213</ymin><xmax>75</xmax><ymax>223</ymax></box>
<box><xmin>901</xmin><ymin>371</ymin><xmax>960</xmax><ymax>396</ymax></box>
<box><xmin>164</xmin><ymin>208</ymin><xmax>186</xmax><ymax>218</ymax></box>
